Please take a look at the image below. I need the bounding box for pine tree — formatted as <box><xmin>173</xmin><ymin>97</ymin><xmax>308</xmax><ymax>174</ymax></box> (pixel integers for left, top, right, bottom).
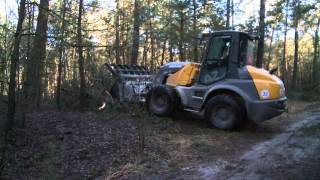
<box><xmin>5</xmin><ymin>0</ymin><xmax>26</xmax><ymax>131</ymax></box>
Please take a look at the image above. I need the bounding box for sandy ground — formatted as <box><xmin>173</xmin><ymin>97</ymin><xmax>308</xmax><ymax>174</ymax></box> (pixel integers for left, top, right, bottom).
<box><xmin>1</xmin><ymin>101</ymin><xmax>320</xmax><ymax>179</ymax></box>
<box><xmin>170</xmin><ymin>106</ymin><xmax>320</xmax><ymax>180</ymax></box>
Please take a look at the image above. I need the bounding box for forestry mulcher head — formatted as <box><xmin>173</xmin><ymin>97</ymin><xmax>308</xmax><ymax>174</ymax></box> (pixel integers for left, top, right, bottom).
<box><xmin>105</xmin><ymin>63</ymin><xmax>153</xmax><ymax>102</ymax></box>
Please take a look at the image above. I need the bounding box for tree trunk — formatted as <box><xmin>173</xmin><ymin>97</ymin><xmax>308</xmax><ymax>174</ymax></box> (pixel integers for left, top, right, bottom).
<box><xmin>22</xmin><ymin>2</ymin><xmax>34</xmax><ymax>101</ymax></box>
<box><xmin>23</xmin><ymin>0</ymin><xmax>49</xmax><ymax>109</ymax></box>
<box><xmin>77</xmin><ymin>0</ymin><xmax>86</xmax><ymax>111</ymax></box>
<box><xmin>21</xmin><ymin>2</ymin><xmax>35</xmax><ymax>100</ymax></box>
<box><xmin>281</xmin><ymin>0</ymin><xmax>289</xmax><ymax>85</ymax></box>
<box><xmin>56</xmin><ymin>0</ymin><xmax>67</xmax><ymax>110</ymax></box>
<box><xmin>125</xmin><ymin>21</ymin><xmax>130</xmax><ymax>64</ymax></box>
<box><xmin>149</xmin><ymin>14</ymin><xmax>155</xmax><ymax>71</ymax></box>
<box><xmin>313</xmin><ymin>18</ymin><xmax>320</xmax><ymax>83</ymax></box>
<box><xmin>266</xmin><ymin>27</ymin><xmax>275</xmax><ymax>70</ymax></box>
<box><xmin>150</xmin><ymin>32</ymin><xmax>155</xmax><ymax>71</ymax></box>
<box><xmin>161</xmin><ymin>39</ymin><xmax>167</xmax><ymax>66</ymax></box>
<box><xmin>63</xmin><ymin>48</ymin><xmax>68</xmax><ymax>81</ymax></box>
<box><xmin>72</xmin><ymin>48</ymin><xmax>77</xmax><ymax>82</ymax></box>
<box><xmin>291</xmin><ymin>23</ymin><xmax>299</xmax><ymax>90</ymax></box>
<box><xmin>5</xmin><ymin>0</ymin><xmax>26</xmax><ymax>132</ymax></box>
<box><xmin>0</xmin><ymin>47</ymin><xmax>5</xmax><ymax>95</ymax></box>
<box><xmin>142</xmin><ymin>31</ymin><xmax>149</xmax><ymax>66</ymax></box>
<box><xmin>130</xmin><ymin>0</ymin><xmax>140</xmax><ymax>65</ymax></box>
<box><xmin>192</xmin><ymin>0</ymin><xmax>198</xmax><ymax>62</ymax></box>
<box><xmin>115</xmin><ymin>0</ymin><xmax>121</xmax><ymax>64</ymax></box>
<box><xmin>120</xmin><ymin>12</ymin><xmax>125</xmax><ymax>64</ymax></box>
<box><xmin>0</xmin><ymin>3</ymin><xmax>9</xmax><ymax>95</ymax></box>
<box><xmin>257</xmin><ymin>0</ymin><xmax>265</xmax><ymax>68</ymax></box>
<box><xmin>179</xmin><ymin>10</ymin><xmax>185</xmax><ymax>61</ymax></box>
<box><xmin>231</xmin><ymin>0</ymin><xmax>234</xmax><ymax>28</ymax></box>
<box><xmin>226</xmin><ymin>0</ymin><xmax>230</xmax><ymax>29</ymax></box>
<box><xmin>0</xmin><ymin>48</ymin><xmax>3</xmax><ymax>95</ymax></box>
<box><xmin>169</xmin><ymin>40</ymin><xmax>173</xmax><ymax>62</ymax></box>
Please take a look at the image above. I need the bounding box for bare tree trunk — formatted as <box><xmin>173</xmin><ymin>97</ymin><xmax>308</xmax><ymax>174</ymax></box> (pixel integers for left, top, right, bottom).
<box><xmin>21</xmin><ymin>2</ymin><xmax>34</xmax><ymax>101</ymax></box>
<box><xmin>313</xmin><ymin>18</ymin><xmax>320</xmax><ymax>83</ymax></box>
<box><xmin>291</xmin><ymin>23</ymin><xmax>299</xmax><ymax>90</ymax></box>
<box><xmin>115</xmin><ymin>0</ymin><xmax>121</xmax><ymax>64</ymax></box>
<box><xmin>226</xmin><ymin>0</ymin><xmax>230</xmax><ymax>29</ymax></box>
<box><xmin>63</xmin><ymin>49</ymin><xmax>68</xmax><ymax>81</ymax></box>
<box><xmin>178</xmin><ymin>10</ymin><xmax>185</xmax><ymax>61</ymax></box>
<box><xmin>120</xmin><ymin>13</ymin><xmax>125</xmax><ymax>64</ymax></box>
<box><xmin>130</xmin><ymin>0</ymin><xmax>140</xmax><ymax>65</ymax></box>
<box><xmin>0</xmin><ymin>47</ymin><xmax>4</xmax><ymax>95</ymax></box>
<box><xmin>23</xmin><ymin>0</ymin><xmax>49</xmax><ymax>109</ymax></box>
<box><xmin>257</xmin><ymin>0</ymin><xmax>265</xmax><ymax>68</ymax></box>
<box><xmin>56</xmin><ymin>0</ymin><xmax>67</xmax><ymax>110</ymax></box>
<box><xmin>231</xmin><ymin>0</ymin><xmax>234</xmax><ymax>28</ymax></box>
<box><xmin>42</xmin><ymin>60</ymin><xmax>48</xmax><ymax>101</ymax></box>
<box><xmin>281</xmin><ymin>0</ymin><xmax>289</xmax><ymax>85</ymax></box>
<box><xmin>125</xmin><ymin>21</ymin><xmax>130</xmax><ymax>64</ymax></box>
<box><xmin>149</xmin><ymin>14</ymin><xmax>155</xmax><ymax>71</ymax></box>
<box><xmin>5</xmin><ymin>0</ymin><xmax>26</xmax><ymax>131</ymax></box>
<box><xmin>169</xmin><ymin>40</ymin><xmax>173</xmax><ymax>62</ymax></box>
<box><xmin>77</xmin><ymin>0</ymin><xmax>87</xmax><ymax>111</ymax></box>
<box><xmin>266</xmin><ymin>27</ymin><xmax>275</xmax><ymax>70</ymax></box>
<box><xmin>192</xmin><ymin>0</ymin><xmax>198</xmax><ymax>62</ymax></box>
<box><xmin>142</xmin><ymin>31</ymin><xmax>149</xmax><ymax>66</ymax></box>
<box><xmin>150</xmin><ymin>32</ymin><xmax>155</xmax><ymax>71</ymax></box>
<box><xmin>71</xmin><ymin>48</ymin><xmax>76</xmax><ymax>81</ymax></box>
<box><xmin>0</xmin><ymin>47</ymin><xmax>5</xmax><ymax>95</ymax></box>
<box><xmin>0</xmin><ymin>2</ymin><xmax>9</xmax><ymax>95</ymax></box>
<box><xmin>161</xmin><ymin>39</ymin><xmax>167</xmax><ymax>66</ymax></box>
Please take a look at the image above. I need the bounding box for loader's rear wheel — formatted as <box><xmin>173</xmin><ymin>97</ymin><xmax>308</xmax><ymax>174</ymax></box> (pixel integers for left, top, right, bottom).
<box><xmin>205</xmin><ymin>95</ymin><xmax>243</xmax><ymax>130</ymax></box>
<box><xmin>147</xmin><ymin>85</ymin><xmax>176</xmax><ymax>116</ymax></box>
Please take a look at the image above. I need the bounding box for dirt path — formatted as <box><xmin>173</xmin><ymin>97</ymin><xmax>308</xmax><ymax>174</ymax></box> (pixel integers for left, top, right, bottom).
<box><xmin>177</xmin><ymin>107</ymin><xmax>320</xmax><ymax>180</ymax></box>
<box><xmin>2</xmin><ymin>101</ymin><xmax>319</xmax><ymax>179</ymax></box>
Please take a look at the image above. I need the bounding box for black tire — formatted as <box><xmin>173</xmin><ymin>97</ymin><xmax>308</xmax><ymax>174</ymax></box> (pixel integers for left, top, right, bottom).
<box><xmin>205</xmin><ymin>95</ymin><xmax>244</xmax><ymax>130</ymax></box>
<box><xmin>146</xmin><ymin>85</ymin><xmax>177</xmax><ymax>116</ymax></box>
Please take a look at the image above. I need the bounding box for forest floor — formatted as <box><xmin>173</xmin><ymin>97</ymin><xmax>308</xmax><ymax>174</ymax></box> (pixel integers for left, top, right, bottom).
<box><xmin>1</xmin><ymin>100</ymin><xmax>320</xmax><ymax>179</ymax></box>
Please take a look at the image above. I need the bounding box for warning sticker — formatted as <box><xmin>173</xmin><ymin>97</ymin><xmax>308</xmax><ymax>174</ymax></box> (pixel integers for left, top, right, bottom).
<box><xmin>261</xmin><ymin>89</ymin><xmax>270</xmax><ymax>99</ymax></box>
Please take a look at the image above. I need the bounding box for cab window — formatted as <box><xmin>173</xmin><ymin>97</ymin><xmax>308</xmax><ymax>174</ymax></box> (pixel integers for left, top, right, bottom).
<box><xmin>199</xmin><ymin>36</ymin><xmax>231</xmax><ymax>84</ymax></box>
<box><xmin>239</xmin><ymin>35</ymin><xmax>257</xmax><ymax>66</ymax></box>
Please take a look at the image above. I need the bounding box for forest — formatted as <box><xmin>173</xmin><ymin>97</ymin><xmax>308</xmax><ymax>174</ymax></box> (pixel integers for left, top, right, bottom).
<box><xmin>0</xmin><ymin>0</ymin><xmax>320</xmax><ymax>179</ymax></box>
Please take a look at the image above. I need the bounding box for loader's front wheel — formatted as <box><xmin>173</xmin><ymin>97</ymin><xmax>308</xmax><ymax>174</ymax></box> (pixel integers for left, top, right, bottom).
<box><xmin>205</xmin><ymin>95</ymin><xmax>243</xmax><ymax>130</ymax></box>
<box><xmin>147</xmin><ymin>85</ymin><xmax>176</xmax><ymax>116</ymax></box>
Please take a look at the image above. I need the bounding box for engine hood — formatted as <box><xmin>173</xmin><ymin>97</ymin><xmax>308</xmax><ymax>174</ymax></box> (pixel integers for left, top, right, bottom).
<box><xmin>247</xmin><ymin>65</ymin><xmax>285</xmax><ymax>100</ymax></box>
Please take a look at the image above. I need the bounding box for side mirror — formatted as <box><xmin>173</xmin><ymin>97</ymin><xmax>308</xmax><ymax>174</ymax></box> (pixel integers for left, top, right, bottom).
<box><xmin>269</xmin><ymin>67</ymin><xmax>278</xmax><ymax>75</ymax></box>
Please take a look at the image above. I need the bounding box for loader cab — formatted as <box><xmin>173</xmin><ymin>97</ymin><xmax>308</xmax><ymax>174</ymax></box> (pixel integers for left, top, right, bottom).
<box><xmin>198</xmin><ymin>31</ymin><xmax>258</xmax><ymax>85</ymax></box>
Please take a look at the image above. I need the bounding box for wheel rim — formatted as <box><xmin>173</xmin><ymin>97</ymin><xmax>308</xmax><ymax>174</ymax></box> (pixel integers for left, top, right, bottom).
<box><xmin>155</xmin><ymin>94</ymin><xmax>167</xmax><ymax>107</ymax></box>
<box><xmin>211</xmin><ymin>105</ymin><xmax>234</xmax><ymax>125</ymax></box>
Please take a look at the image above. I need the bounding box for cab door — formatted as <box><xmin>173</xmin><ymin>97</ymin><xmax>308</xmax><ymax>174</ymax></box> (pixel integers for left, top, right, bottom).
<box><xmin>198</xmin><ymin>35</ymin><xmax>231</xmax><ymax>85</ymax></box>
<box><xmin>184</xmin><ymin>35</ymin><xmax>232</xmax><ymax>110</ymax></box>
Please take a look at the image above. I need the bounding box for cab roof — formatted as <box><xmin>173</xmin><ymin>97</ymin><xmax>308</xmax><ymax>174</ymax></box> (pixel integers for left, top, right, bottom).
<box><xmin>201</xmin><ymin>31</ymin><xmax>259</xmax><ymax>40</ymax></box>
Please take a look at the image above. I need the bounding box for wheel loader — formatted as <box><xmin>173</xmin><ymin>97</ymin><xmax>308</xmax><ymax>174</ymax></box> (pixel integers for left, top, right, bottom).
<box><xmin>145</xmin><ymin>31</ymin><xmax>287</xmax><ymax>130</ymax></box>
<box><xmin>106</xmin><ymin>31</ymin><xmax>287</xmax><ymax>130</ymax></box>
